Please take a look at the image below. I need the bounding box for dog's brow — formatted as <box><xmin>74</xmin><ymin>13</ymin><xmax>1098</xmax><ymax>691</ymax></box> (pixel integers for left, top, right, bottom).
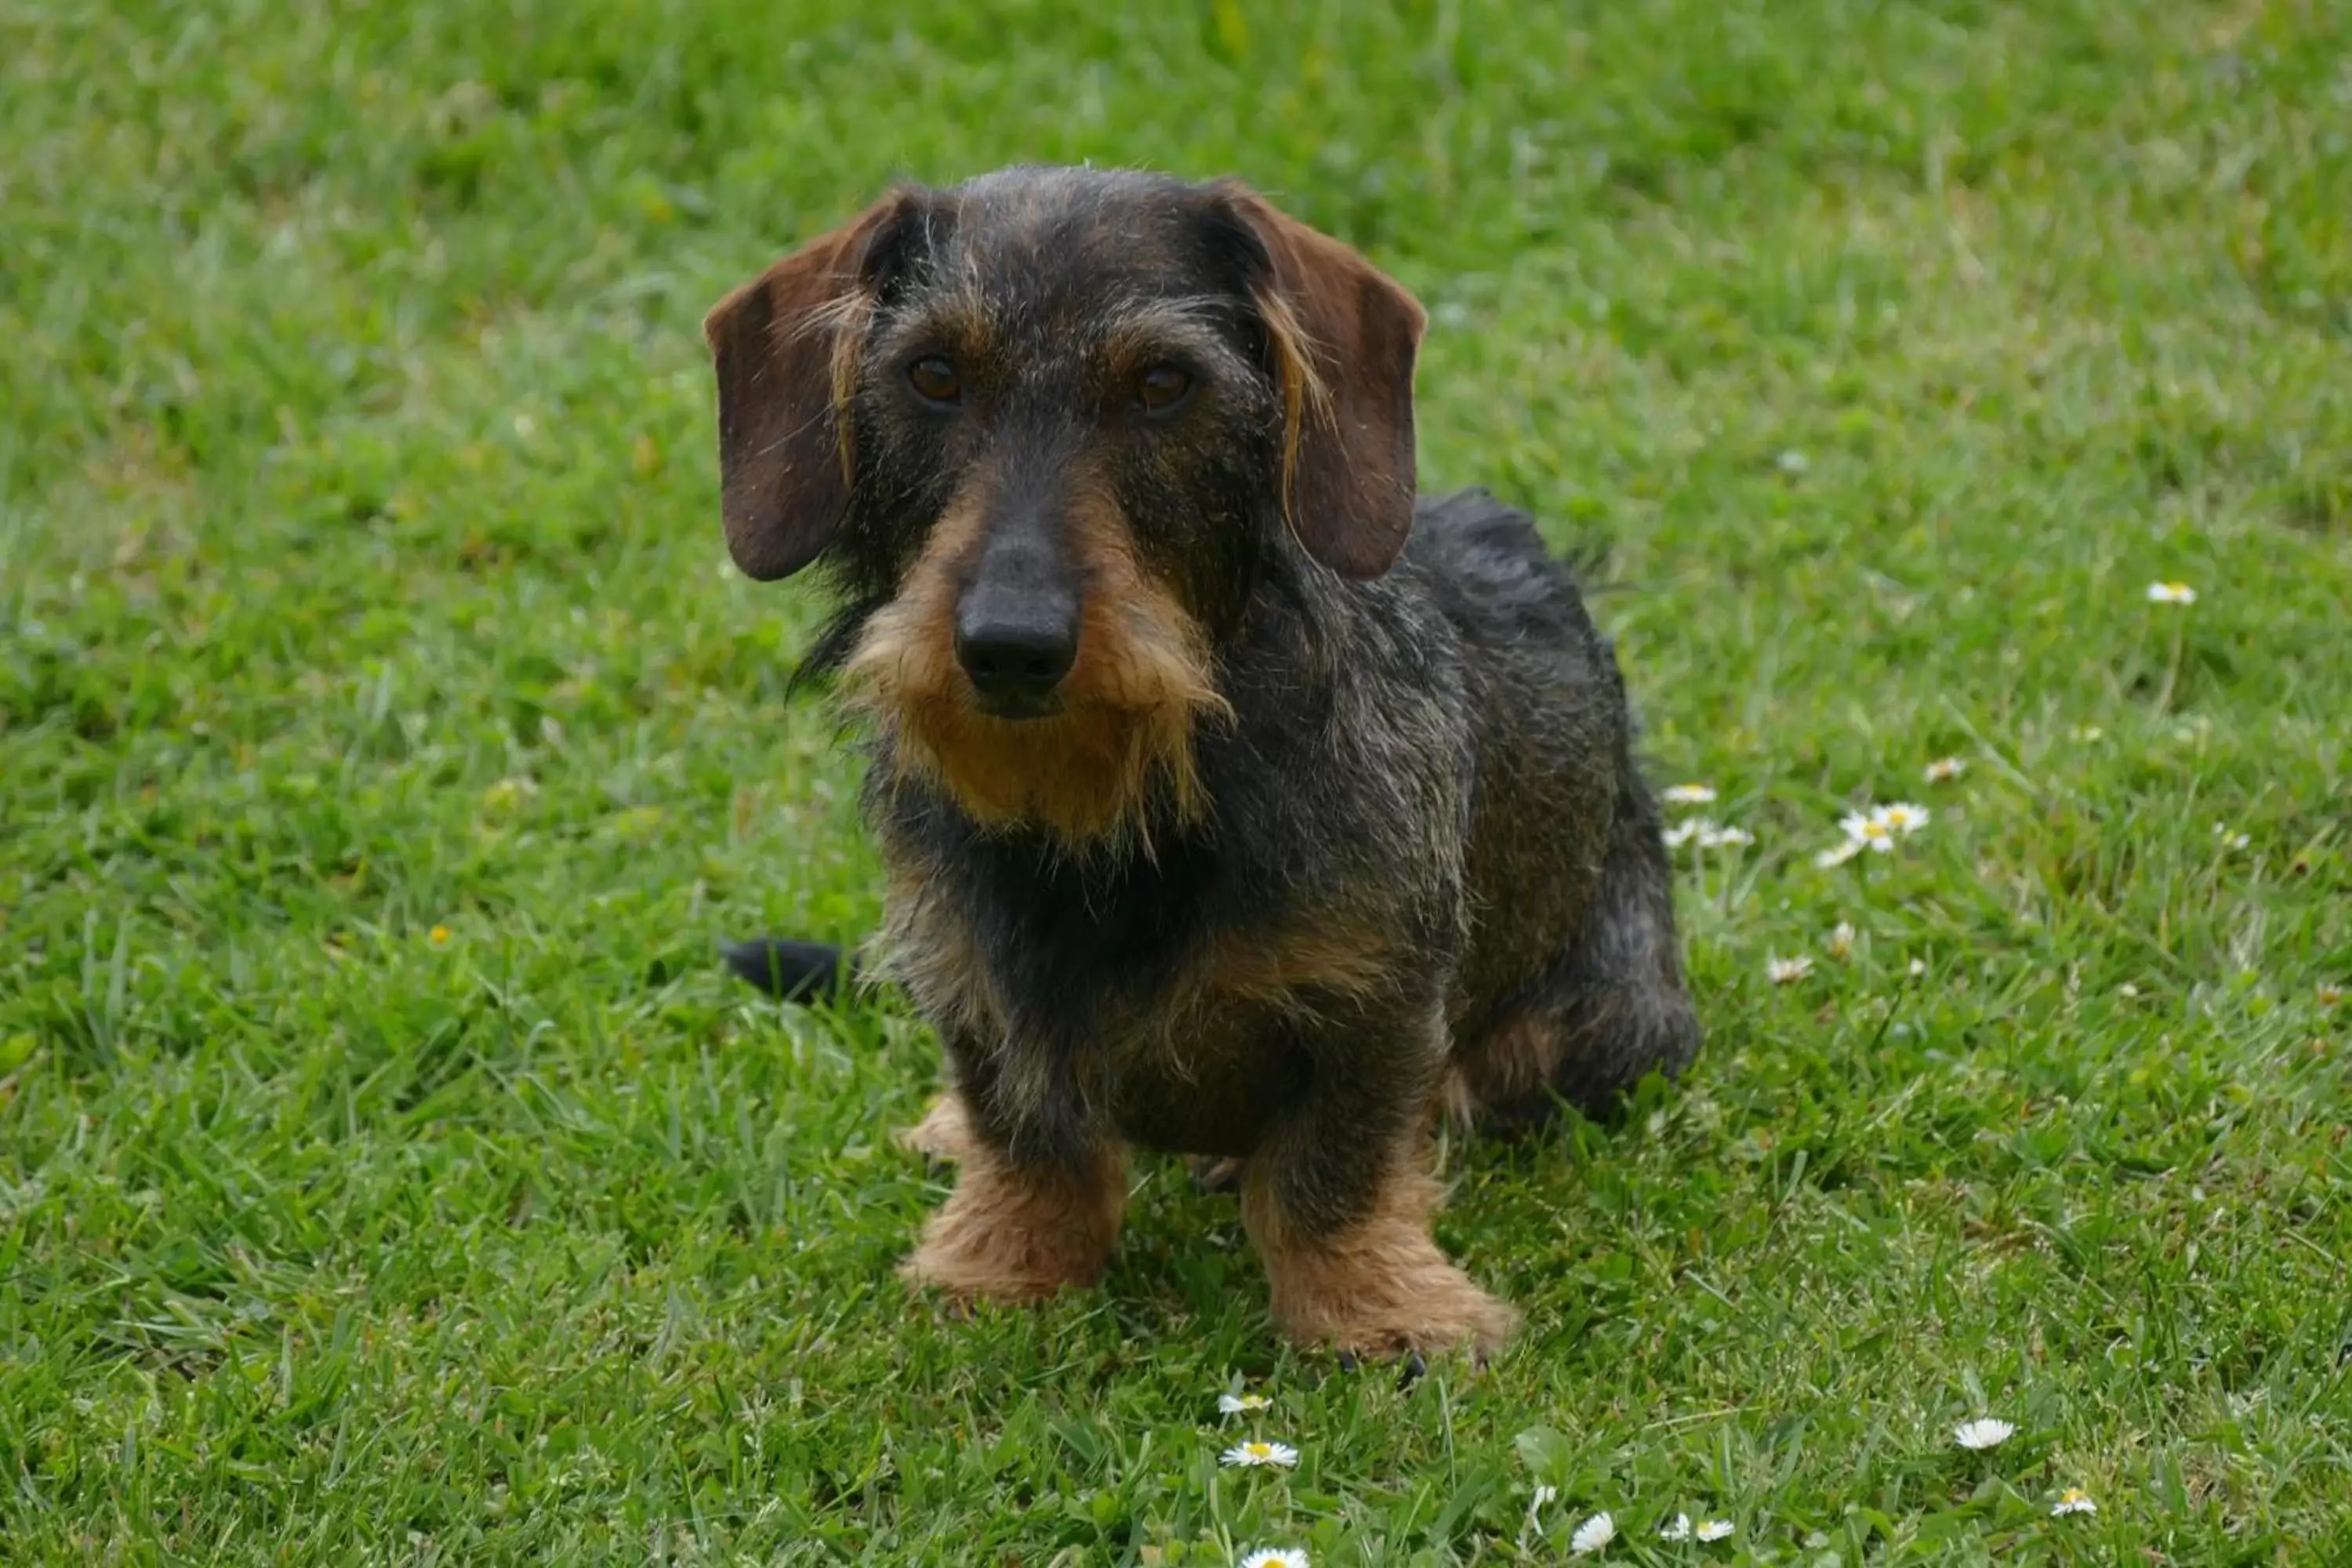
<box><xmin>1102</xmin><ymin>296</ymin><xmax>1232</xmax><ymax>336</ymax></box>
<box><xmin>878</xmin><ymin>281</ymin><xmax>996</xmax><ymax>350</ymax></box>
<box><xmin>1094</xmin><ymin>296</ymin><xmax>1241</xmax><ymax>361</ymax></box>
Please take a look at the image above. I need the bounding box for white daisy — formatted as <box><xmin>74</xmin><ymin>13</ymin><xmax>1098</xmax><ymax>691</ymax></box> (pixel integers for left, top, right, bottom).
<box><xmin>1240</xmin><ymin>1550</ymin><xmax>1310</xmax><ymax>1568</ymax></box>
<box><xmin>1824</xmin><ymin>920</ymin><xmax>1857</xmax><ymax>960</ymax></box>
<box><xmin>1767</xmin><ymin>955</ymin><xmax>1814</xmax><ymax>985</ymax></box>
<box><xmin>1662</xmin><ymin>818</ymin><xmax>1706</xmax><ymax>848</ymax></box>
<box><xmin>1570</xmin><ymin>1511</ymin><xmax>1616</xmax><ymax>1555</ymax></box>
<box><xmin>2049</xmin><ymin>1487</ymin><xmax>2097</xmax><ymax>1518</ymax></box>
<box><xmin>1661</xmin><ymin>783</ymin><xmax>1719</xmax><ymax>806</ymax></box>
<box><xmin>1952</xmin><ymin>1417</ymin><xmax>2014</xmax><ymax>1451</ymax></box>
<box><xmin>1217</xmin><ymin>1392</ymin><xmax>1271</xmax><ymax>1414</ymax></box>
<box><xmin>1874</xmin><ymin>802</ymin><xmax>1930</xmax><ymax>837</ymax></box>
<box><xmin>1697</xmin><ymin>824</ymin><xmax>1754</xmax><ymax>850</ymax></box>
<box><xmin>2319</xmin><ymin>983</ymin><xmax>2343</xmax><ymax>1009</ymax></box>
<box><xmin>1908</xmin><ymin>957</ymin><xmax>1929</xmax><ymax>978</ymax></box>
<box><xmin>1220</xmin><ymin>1439</ymin><xmax>1299</xmax><ymax>1469</ymax></box>
<box><xmin>1923</xmin><ymin>757</ymin><xmax>1966</xmax><ymax>784</ymax></box>
<box><xmin>1529</xmin><ymin>1484</ymin><xmax>1559</xmax><ymax>1515</ymax></box>
<box><xmin>1838</xmin><ymin>811</ymin><xmax>1897</xmax><ymax>853</ymax></box>
<box><xmin>1696</xmin><ymin>1519</ymin><xmax>1736</xmax><ymax>1542</ymax></box>
<box><xmin>2145</xmin><ymin>581</ymin><xmax>2198</xmax><ymax>604</ymax></box>
<box><xmin>1659</xmin><ymin>1514</ymin><xmax>1693</xmax><ymax>1541</ymax></box>
<box><xmin>1814</xmin><ymin>838</ymin><xmax>1865</xmax><ymax>869</ymax></box>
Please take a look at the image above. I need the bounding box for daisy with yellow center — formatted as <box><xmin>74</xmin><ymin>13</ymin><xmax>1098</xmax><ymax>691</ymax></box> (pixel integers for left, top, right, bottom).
<box><xmin>1767</xmin><ymin>955</ymin><xmax>1813</xmax><ymax>985</ymax></box>
<box><xmin>1840</xmin><ymin>811</ymin><xmax>1897</xmax><ymax>851</ymax></box>
<box><xmin>2145</xmin><ymin>581</ymin><xmax>2198</xmax><ymax>604</ymax></box>
<box><xmin>1824</xmin><ymin>920</ymin><xmax>1856</xmax><ymax>960</ymax></box>
<box><xmin>1217</xmin><ymin>1392</ymin><xmax>1271</xmax><ymax>1414</ymax></box>
<box><xmin>2319</xmin><ymin>983</ymin><xmax>2343</xmax><ymax>1009</ymax></box>
<box><xmin>1219</xmin><ymin>1439</ymin><xmax>1298</xmax><ymax>1469</ymax></box>
<box><xmin>1874</xmin><ymin>802</ymin><xmax>1929</xmax><ymax>837</ymax></box>
<box><xmin>2050</xmin><ymin>1487</ymin><xmax>2096</xmax><ymax>1517</ymax></box>
<box><xmin>1923</xmin><ymin>757</ymin><xmax>1965</xmax><ymax>783</ymax></box>
<box><xmin>1661</xmin><ymin>783</ymin><xmax>1718</xmax><ymax>806</ymax></box>
<box><xmin>1240</xmin><ymin>1550</ymin><xmax>1309</xmax><ymax>1568</ymax></box>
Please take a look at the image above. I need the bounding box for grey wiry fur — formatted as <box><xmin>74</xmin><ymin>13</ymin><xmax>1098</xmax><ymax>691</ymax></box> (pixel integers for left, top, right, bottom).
<box><xmin>705</xmin><ymin>165</ymin><xmax>1700</xmax><ymax>1357</ymax></box>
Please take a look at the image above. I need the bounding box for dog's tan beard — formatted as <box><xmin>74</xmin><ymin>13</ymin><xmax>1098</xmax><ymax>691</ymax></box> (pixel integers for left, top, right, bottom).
<box><xmin>839</xmin><ymin>498</ymin><xmax>1229</xmax><ymax>847</ymax></box>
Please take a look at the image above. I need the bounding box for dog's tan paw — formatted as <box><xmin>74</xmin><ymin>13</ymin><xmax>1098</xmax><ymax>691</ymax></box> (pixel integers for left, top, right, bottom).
<box><xmin>895</xmin><ymin>1092</ymin><xmax>977</xmax><ymax>1164</ymax></box>
<box><xmin>1249</xmin><ymin>1162</ymin><xmax>1519</xmax><ymax>1359</ymax></box>
<box><xmin>1272</xmin><ymin>1247</ymin><xmax>1519</xmax><ymax>1359</ymax></box>
<box><xmin>1188</xmin><ymin>1154</ymin><xmax>1247</xmax><ymax>1193</ymax></box>
<box><xmin>898</xmin><ymin>1139</ymin><xmax>1126</xmax><ymax>1307</ymax></box>
<box><xmin>898</xmin><ymin>1229</ymin><xmax>1096</xmax><ymax>1305</ymax></box>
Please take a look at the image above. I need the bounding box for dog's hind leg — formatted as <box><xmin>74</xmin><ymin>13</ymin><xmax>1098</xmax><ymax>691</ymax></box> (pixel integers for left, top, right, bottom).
<box><xmin>1450</xmin><ymin>769</ymin><xmax>1700</xmax><ymax>1129</ymax></box>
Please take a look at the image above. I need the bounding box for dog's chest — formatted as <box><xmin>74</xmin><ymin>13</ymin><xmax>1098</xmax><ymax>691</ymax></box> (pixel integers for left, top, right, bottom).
<box><xmin>1102</xmin><ymin>984</ymin><xmax>1308</xmax><ymax>1157</ymax></box>
<box><xmin>880</xmin><ymin>824</ymin><xmax>1319</xmax><ymax>1156</ymax></box>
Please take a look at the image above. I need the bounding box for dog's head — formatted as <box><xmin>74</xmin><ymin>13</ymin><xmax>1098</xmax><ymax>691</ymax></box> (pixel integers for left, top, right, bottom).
<box><xmin>703</xmin><ymin>167</ymin><xmax>1425</xmax><ymax>844</ymax></box>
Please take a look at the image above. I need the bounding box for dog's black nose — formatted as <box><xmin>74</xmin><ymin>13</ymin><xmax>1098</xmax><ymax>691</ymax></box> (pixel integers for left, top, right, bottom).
<box><xmin>954</xmin><ymin>588</ymin><xmax>1079</xmax><ymax>705</ymax></box>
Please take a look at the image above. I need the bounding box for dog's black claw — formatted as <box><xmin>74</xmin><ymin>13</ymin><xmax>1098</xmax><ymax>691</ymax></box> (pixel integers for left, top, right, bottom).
<box><xmin>1336</xmin><ymin>1351</ymin><xmax>1360</xmax><ymax>1374</ymax></box>
<box><xmin>724</xmin><ymin>937</ymin><xmax>845</xmax><ymax>1001</ymax></box>
<box><xmin>1396</xmin><ymin>1350</ymin><xmax>1427</xmax><ymax>1391</ymax></box>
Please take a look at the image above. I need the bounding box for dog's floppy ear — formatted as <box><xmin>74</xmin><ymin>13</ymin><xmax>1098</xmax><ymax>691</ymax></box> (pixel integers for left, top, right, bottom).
<box><xmin>1215</xmin><ymin>184</ymin><xmax>1428</xmax><ymax>581</ymax></box>
<box><xmin>703</xmin><ymin>191</ymin><xmax>921</xmax><ymax>580</ymax></box>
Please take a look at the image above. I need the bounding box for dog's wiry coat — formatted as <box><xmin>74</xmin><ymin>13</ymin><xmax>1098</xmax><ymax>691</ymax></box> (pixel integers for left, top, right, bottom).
<box><xmin>705</xmin><ymin>165</ymin><xmax>1701</xmax><ymax>1356</ymax></box>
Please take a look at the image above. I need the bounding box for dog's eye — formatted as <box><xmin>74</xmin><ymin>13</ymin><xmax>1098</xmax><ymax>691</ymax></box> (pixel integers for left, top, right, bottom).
<box><xmin>1136</xmin><ymin>364</ymin><xmax>1193</xmax><ymax>416</ymax></box>
<box><xmin>909</xmin><ymin>356</ymin><xmax>962</xmax><ymax>405</ymax></box>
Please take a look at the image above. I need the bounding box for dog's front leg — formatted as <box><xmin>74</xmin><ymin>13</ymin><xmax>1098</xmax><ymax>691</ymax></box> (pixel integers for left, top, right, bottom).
<box><xmin>1241</xmin><ymin>1002</ymin><xmax>1519</xmax><ymax>1359</ymax></box>
<box><xmin>898</xmin><ymin>1039</ymin><xmax>1127</xmax><ymax>1306</ymax></box>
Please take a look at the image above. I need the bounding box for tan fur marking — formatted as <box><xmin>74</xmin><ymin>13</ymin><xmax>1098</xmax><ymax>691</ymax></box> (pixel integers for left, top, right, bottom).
<box><xmin>1203</xmin><ymin>920</ymin><xmax>1401</xmax><ymax>1009</ymax></box>
<box><xmin>841</xmin><ymin>480</ymin><xmax>1229</xmax><ymax>845</ymax></box>
<box><xmin>1254</xmin><ymin>286</ymin><xmax>1332</xmax><ymax>540</ymax></box>
<box><xmin>900</xmin><ymin>1136</ymin><xmax>1127</xmax><ymax>1305</ymax></box>
<box><xmin>797</xmin><ymin>288</ymin><xmax>877</xmax><ymax>487</ymax></box>
<box><xmin>1243</xmin><ymin>1160</ymin><xmax>1519</xmax><ymax>1356</ymax></box>
<box><xmin>1443</xmin><ymin>1013</ymin><xmax>1566</xmax><ymax>1130</ymax></box>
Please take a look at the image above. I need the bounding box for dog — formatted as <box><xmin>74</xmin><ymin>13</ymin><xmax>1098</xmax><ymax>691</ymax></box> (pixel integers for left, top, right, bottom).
<box><xmin>704</xmin><ymin>166</ymin><xmax>1700</xmax><ymax>1357</ymax></box>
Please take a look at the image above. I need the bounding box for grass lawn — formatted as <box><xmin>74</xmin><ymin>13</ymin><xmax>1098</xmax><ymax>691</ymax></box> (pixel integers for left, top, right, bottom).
<box><xmin>5</xmin><ymin>1</ymin><xmax>2350</xmax><ymax>1561</ymax></box>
